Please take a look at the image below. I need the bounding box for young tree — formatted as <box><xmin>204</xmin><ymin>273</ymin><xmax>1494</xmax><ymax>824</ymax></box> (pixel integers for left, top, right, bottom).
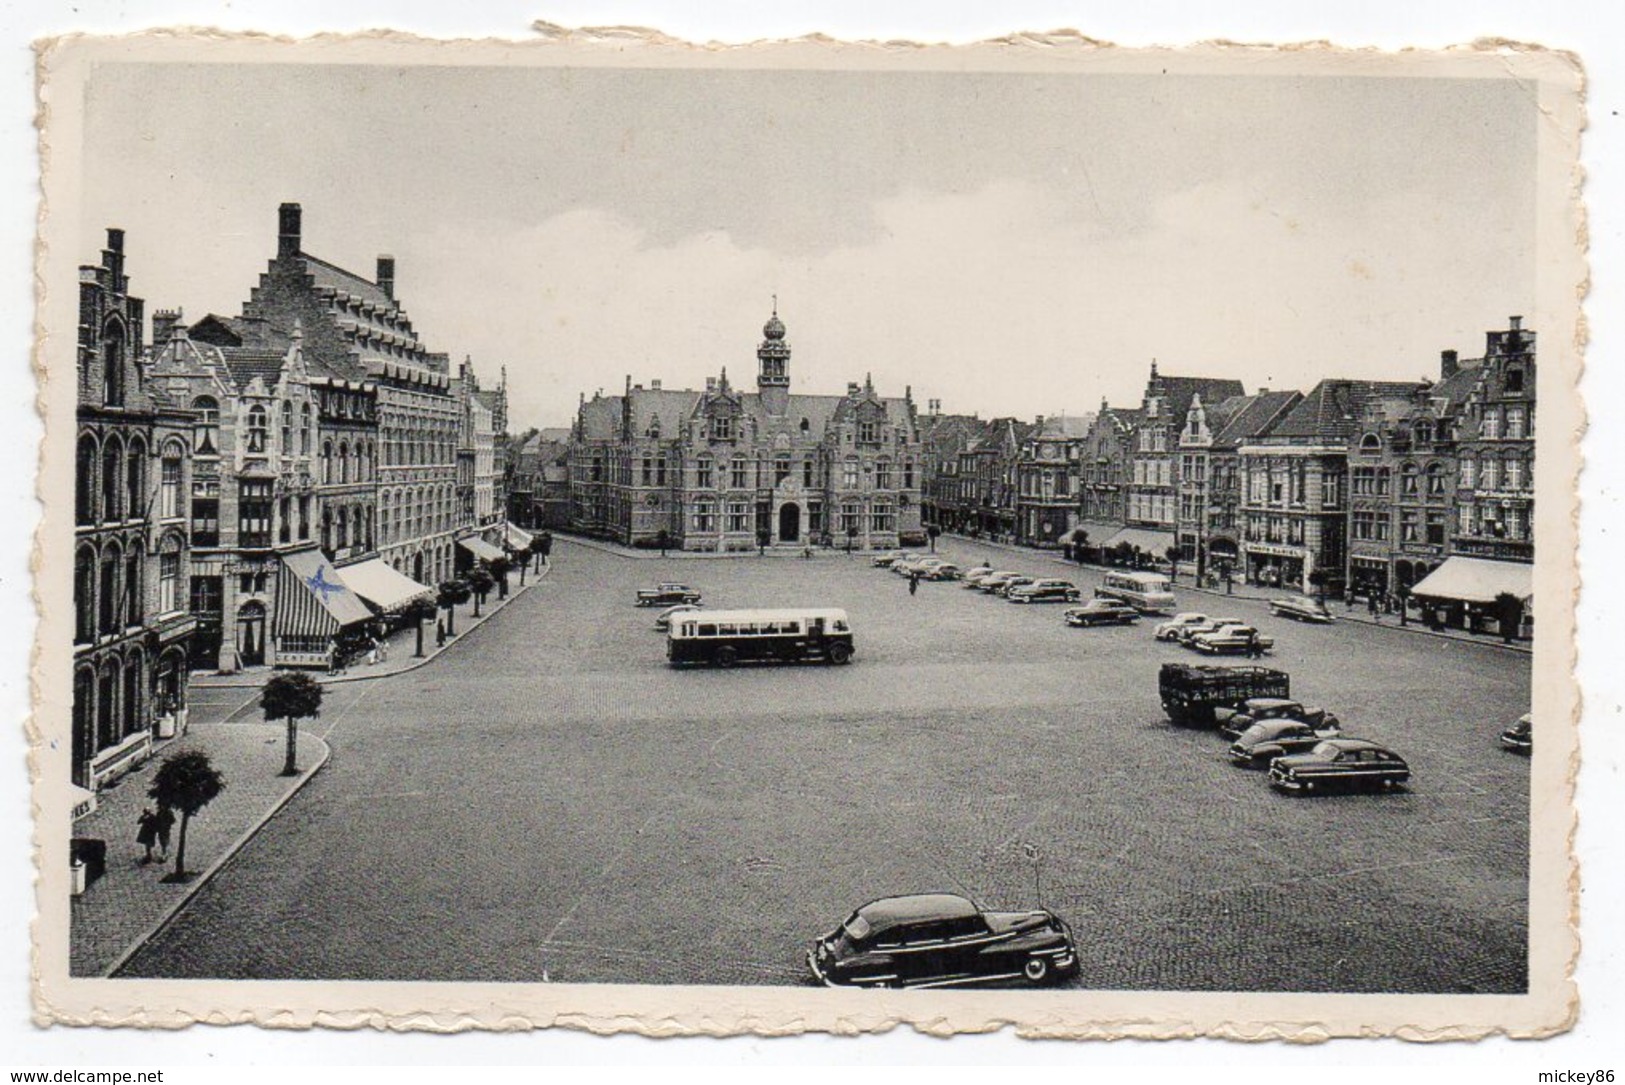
<box><xmin>467</xmin><ymin>566</ymin><xmax>496</xmax><ymax>616</ymax></box>
<box><xmin>262</xmin><ymin>671</ymin><xmax>325</xmax><ymax>777</ymax></box>
<box><xmin>438</xmin><ymin>578</ymin><xmax>471</xmax><ymax>636</ymax></box>
<box><xmin>1492</xmin><ymin>591</ymin><xmax>1524</xmax><ymax>644</ymax></box>
<box><xmin>489</xmin><ymin>555</ymin><xmax>511</xmax><ymax>599</ymax></box>
<box><xmin>407</xmin><ymin>597</ymin><xmax>438</xmax><ymax>657</ymax></box>
<box><xmin>148</xmin><ymin>750</ymin><xmax>226</xmax><ymax>883</ymax></box>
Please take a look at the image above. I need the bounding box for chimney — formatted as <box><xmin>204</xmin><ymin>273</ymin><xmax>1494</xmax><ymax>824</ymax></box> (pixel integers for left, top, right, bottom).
<box><xmin>706</xmin><ymin>377</ymin><xmax>717</xmax><ymax>392</ymax></box>
<box><xmin>847</xmin><ymin>382</ymin><xmax>860</xmax><ymax>395</ymax></box>
<box><xmin>376</xmin><ymin>255</ymin><xmax>395</xmax><ymax>299</ymax></box>
<box><xmin>1508</xmin><ymin>315</ymin><xmax>1523</xmax><ymax>332</ymax></box>
<box><xmin>1440</xmin><ymin>349</ymin><xmax>1460</xmax><ymax>380</ymax></box>
<box><xmin>152</xmin><ymin>308</ymin><xmax>183</xmax><ymax>344</ymax></box>
<box><xmin>651</xmin><ymin>379</ymin><xmax>662</xmax><ymax>391</ymax></box>
<box><xmin>1035</xmin><ymin>415</ymin><xmax>1045</xmax><ymax>427</ymax></box>
<box><xmin>278</xmin><ymin>203</ymin><xmax>302</xmax><ymax>257</ymax></box>
<box><xmin>1257</xmin><ymin>387</ymin><xmax>1271</xmax><ymax>396</ymax></box>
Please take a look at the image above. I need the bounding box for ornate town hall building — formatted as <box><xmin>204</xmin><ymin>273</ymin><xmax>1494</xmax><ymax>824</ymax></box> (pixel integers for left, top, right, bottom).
<box><xmin>570</xmin><ymin>309</ymin><xmax>924</xmax><ymax>551</ymax></box>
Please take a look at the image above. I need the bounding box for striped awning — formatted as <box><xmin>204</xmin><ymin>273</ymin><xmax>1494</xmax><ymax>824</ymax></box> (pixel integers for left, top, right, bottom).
<box><xmin>504</xmin><ymin>522</ymin><xmax>535</xmax><ymax>550</ymax></box>
<box><xmin>275</xmin><ymin>549</ymin><xmax>373</xmax><ymax>637</ymax></box>
<box><xmin>458</xmin><ymin>536</ymin><xmax>506</xmax><ymax>563</ymax></box>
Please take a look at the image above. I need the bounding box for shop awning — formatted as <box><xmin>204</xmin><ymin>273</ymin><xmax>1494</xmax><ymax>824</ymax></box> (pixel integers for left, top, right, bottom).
<box><xmin>457</xmin><ymin>536</ymin><xmax>506</xmax><ymax>563</ymax></box>
<box><xmin>275</xmin><ymin>549</ymin><xmax>373</xmax><ymax>637</ymax></box>
<box><xmin>339</xmin><ymin>558</ymin><xmax>434</xmax><ymax>615</ymax></box>
<box><xmin>1410</xmin><ymin>557</ymin><xmax>1533</xmax><ymax>605</ymax></box>
<box><xmin>70</xmin><ymin>784</ymin><xmax>98</xmax><ymax>820</ymax></box>
<box><xmin>1071</xmin><ymin>521</ymin><xmax>1124</xmax><ymax>546</ymax></box>
<box><xmin>1102</xmin><ymin>527</ymin><xmax>1177</xmax><ymax>555</ymax></box>
<box><xmin>504</xmin><ymin>522</ymin><xmax>535</xmax><ymax>550</ymax></box>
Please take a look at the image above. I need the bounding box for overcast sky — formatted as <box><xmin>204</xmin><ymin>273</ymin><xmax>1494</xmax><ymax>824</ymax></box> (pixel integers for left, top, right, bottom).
<box><xmin>76</xmin><ymin>61</ymin><xmax>1536</xmax><ymax>431</ymax></box>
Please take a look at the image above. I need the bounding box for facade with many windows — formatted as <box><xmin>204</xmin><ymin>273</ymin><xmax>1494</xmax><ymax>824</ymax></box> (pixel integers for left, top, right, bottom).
<box><xmin>1177</xmin><ymin>389</ymin><xmax>1300</xmax><ymax>582</ymax></box>
<box><xmin>1015</xmin><ymin>414</ymin><xmax>1092</xmax><ymax>548</ymax></box>
<box><xmin>570</xmin><ymin>310</ymin><xmax>923</xmax><ymax>551</ymax></box>
<box><xmin>1452</xmin><ymin>317</ymin><xmax>1536</xmax><ymax>565</ymax></box>
<box><xmin>1126</xmin><ymin>366</ymin><xmax>1244</xmax><ymax>560</ymax></box>
<box><xmin>73</xmin><ymin>229</ymin><xmax>196</xmax><ymax>789</ymax></box>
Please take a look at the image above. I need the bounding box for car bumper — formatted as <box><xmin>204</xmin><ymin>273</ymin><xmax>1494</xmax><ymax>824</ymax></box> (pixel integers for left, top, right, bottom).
<box><xmin>806</xmin><ymin>948</ymin><xmax>836</xmax><ymax>987</ymax></box>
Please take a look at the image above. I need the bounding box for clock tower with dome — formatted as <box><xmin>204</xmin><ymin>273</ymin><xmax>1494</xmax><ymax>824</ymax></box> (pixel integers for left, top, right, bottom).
<box><xmin>757</xmin><ymin>299</ymin><xmax>791</xmax><ymax>417</ymax></box>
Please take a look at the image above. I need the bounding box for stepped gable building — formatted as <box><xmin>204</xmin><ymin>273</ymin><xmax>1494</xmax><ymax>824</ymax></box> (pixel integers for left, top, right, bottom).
<box><xmin>916</xmin><ymin>406</ymin><xmax>984</xmax><ymax>536</ymax></box>
<box><xmin>221</xmin><ymin>203</ymin><xmax>459</xmax><ymax>588</ymax></box>
<box><xmin>1178</xmin><ymin>389</ymin><xmax>1301</xmax><ymax>581</ymax></box>
<box><xmin>1345</xmin><ymin>351</ymin><xmax>1482</xmax><ymax>603</ymax></box>
<box><xmin>953</xmin><ymin>417</ymin><xmax>1033</xmax><ymax>542</ymax></box>
<box><xmin>73</xmin><ymin>229</ymin><xmax>196</xmax><ymax>790</ymax></box>
<box><xmin>148</xmin><ymin>319</ymin><xmax>331</xmax><ymax>671</ymax></box>
<box><xmin>570</xmin><ymin>307</ymin><xmax>924</xmax><ymax>551</ymax></box>
<box><xmin>1015</xmin><ymin>413</ymin><xmax>1094</xmax><ymax>548</ymax></box>
<box><xmin>1124</xmin><ymin>364</ymin><xmax>1245</xmax><ymax>561</ymax></box>
<box><xmin>1239</xmin><ymin>377</ymin><xmax>1423</xmax><ymax>594</ymax></box>
<box><xmin>454</xmin><ymin>357</ymin><xmax>506</xmax><ymax>557</ymax></box>
<box><xmin>1075</xmin><ymin>401</ymin><xmax>1141</xmax><ymax>556</ymax></box>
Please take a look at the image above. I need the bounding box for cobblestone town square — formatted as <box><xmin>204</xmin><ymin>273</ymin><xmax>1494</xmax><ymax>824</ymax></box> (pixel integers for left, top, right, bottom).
<box><xmin>121</xmin><ymin>538</ymin><xmax>1530</xmax><ymax>992</ymax></box>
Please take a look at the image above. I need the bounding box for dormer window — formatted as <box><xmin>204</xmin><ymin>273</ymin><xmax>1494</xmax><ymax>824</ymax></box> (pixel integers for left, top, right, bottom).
<box><xmin>858</xmin><ymin>420</ymin><xmax>878</xmax><ymax>444</ymax></box>
<box><xmin>1506</xmin><ymin>367</ymin><xmax>1525</xmax><ymax>394</ymax></box>
<box><xmin>713</xmin><ymin>415</ymin><xmax>734</xmax><ymax>441</ymax></box>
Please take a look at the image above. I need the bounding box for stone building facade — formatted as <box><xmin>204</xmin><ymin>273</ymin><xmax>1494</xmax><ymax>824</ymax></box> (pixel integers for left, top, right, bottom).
<box><xmin>73</xmin><ymin>230</ymin><xmax>196</xmax><ymax>789</ymax></box>
<box><xmin>1452</xmin><ymin>317</ymin><xmax>1537</xmax><ymax>565</ymax></box>
<box><xmin>1126</xmin><ymin>365</ymin><xmax>1244</xmax><ymax>561</ymax></box>
<box><xmin>569</xmin><ymin>309</ymin><xmax>924</xmax><ymax>551</ymax></box>
<box><xmin>1015</xmin><ymin>415</ymin><xmax>1092</xmax><ymax>548</ymax></box>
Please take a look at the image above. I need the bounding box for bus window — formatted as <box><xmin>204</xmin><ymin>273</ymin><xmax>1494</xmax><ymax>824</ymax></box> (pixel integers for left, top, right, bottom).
<box><xmin>833</xmin><ymin>619</ymin><xmax>850</xmax><ymax>633</ymax></box>
<box><xmin>698</xmin><ymin>623</ymin><xmax>717</xmax><ymax>637</ymax></box>
<box><xmin>718</xmin><ymin>623</ymin><xmax>738</xmax><ymax>636</ymax></box>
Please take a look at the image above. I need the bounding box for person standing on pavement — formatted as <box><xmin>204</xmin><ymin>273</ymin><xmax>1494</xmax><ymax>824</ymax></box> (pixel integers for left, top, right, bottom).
<box><xmin>135</xmin><ymin>807</ymin><xmax>159</xmax><ymax>865</ymax></box>
<box><xmin>153</xmin><ymin>804</ymin><xmax>175</xmax><ymax>862</ymax></box>
<box><xmin>1246</xmin><ymin>630</ymin><xmax>1264</xmax><ymax>659</ymax></box>
<box><xmin>436</xmin><ymin>619</ymin><xmax>447</xmax><ymax>648</ymax></box>
<box><xmin>908</xmin><ymin>571</ymin><xmax>919</xmax><ymax>596</ymax></box>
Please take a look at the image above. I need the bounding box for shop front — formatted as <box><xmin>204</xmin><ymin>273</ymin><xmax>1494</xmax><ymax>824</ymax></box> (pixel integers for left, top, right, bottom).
<box><xmin>1243</xmin><ymin>543</ymin><xmax>1306</xmax><ymax>591</ymax></box>
<box><xmin>455</xmin><ymin>535</ymin><xmax>505</xmax><ymax>573</ymax></box>
<box><xmin>1348</xmin><ymin>554</ymin><xmax>1390</xmax><ymax>601</ymax></box>
<box><xmin>273</xmin><ymin>547</ymin><xmax>375</xmax><ymax>669</ymax></box>
<box><xmin>339</xmin><ymin>557</ymin><xmax>436</xmax><ymax>632</ymax></box>
<box><xmin>1409</xmin><ymin>556</ymin><xmax>1533</xmax><ymax>639</ymax></box>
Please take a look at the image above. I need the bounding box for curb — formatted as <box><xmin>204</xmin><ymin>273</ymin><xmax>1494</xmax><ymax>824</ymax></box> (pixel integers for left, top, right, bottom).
<box><xmin>101</xmin><ymin>731</ymin><xmax>333</xmax><ymax>978</ymax></box>
<box><xmin>190</xmin><ymin>566</ymin><xmax>552</xmax><ymax>689</ymax></box>
<box><xmin>556</xmin><ymin>531</ymin><xmax>865</xmax><ymax>560</ymax></box>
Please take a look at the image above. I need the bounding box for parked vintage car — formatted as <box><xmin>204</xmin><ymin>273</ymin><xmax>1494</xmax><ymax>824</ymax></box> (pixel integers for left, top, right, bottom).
<box><xmin>1153</xmin><ymin>613</ymin><xmax>1211</xmax><ymax>641</ymax></box>
<box><xmin>990</xmin><ymin>575</ymin><xmax>1037</xmax><ymax>597</ymax></box>
<box><xmin>806</xmin><ymin>893</ymin><xmax>1078</xmax><ymax>989</ymax></box>
<box><xmin>1228</xmin><ymin>717</ymin><xmax>1343</xmax><ymax>767</ymax></box>
<box><xmin>897</xmin><ymin>556</ymin><xmax>950</xmax><ymax>577</ymax></box>
<box><xmin>961</xmin><ymin>564</ymin><xmax>993</xmax><ymax>582</ymax></box>
<box><xmin>872</xmin><ymin>550</ymin><xmax>916</xmax><ymax>569</ymax></box>
<box><xmin>919</xmin><ymin>562</ymin><xmax>961</xmax><ymax>581</ymax></box>
<box><xmin>976</xmin><ymin>571</ymin><xmax>1028</xmax><ymax>594</ymax></box>
<box><xmin>1190</xmin><ymin>624</ymin><xmax>1274</xmax><ymax>655</ymax></box>
<box><xmin>635</xmin><ymin>582</ymin><xmax>702</xmax><ymax>607</ymax></box>
<box><xmin>1006</xmin><ymin>579</ymin><xmax>1082</xmax><ymax>603</ymax></box>
<box><xmin>1500</xmin><ymin>713</ymin><xmax>1533</xmax><ymax>754</ymax></box>
<box><xmin>1217</xmin><ymin>696</ymin><xmax>1341</xmax><ymax>740</ymax></box>
<box><xmin>1173</xmin><ymin>616</ymin><xmax>1245</xmax><ymax>645</ymax></box>
<box><xmin>1063</xmin><ymin>599</ymin><xmax>1141</xmax><ymax>627</ymax></box>
<box><xmin>1268</xmin><ymin>595</ymin><xmax>1336</xmax><ymax>623</ymax></box>
<box><xmin>965</xmin><ymin>569</ymin><xmax>1018</xmax><ymax>589</ymax></box>
<box><xmin>1269</xmin><ymin>738</ymin><xmax>1411</xmax><ymax>793</ymax></box>
<box><xmin>653</xmin><ymin>602</ymin><xmax>703</xmax><ymax>631</ymax></box>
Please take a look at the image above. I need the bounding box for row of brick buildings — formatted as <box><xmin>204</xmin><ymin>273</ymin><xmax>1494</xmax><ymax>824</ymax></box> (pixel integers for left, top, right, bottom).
<box><xmin>72</xmin><ymin>207</ymin><xmax>524</xmax><ymax>790</ymax></box>
<box><xmin>916</xmin><ymin>317</ymin><xmax>1536</xmax><ymax>632</ymax></box>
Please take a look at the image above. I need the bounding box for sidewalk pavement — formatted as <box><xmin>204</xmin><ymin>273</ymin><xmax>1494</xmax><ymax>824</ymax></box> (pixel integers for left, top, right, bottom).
<box><xmin>70</xmin><ymin>562</ymin><xmax>554</xmax><ymax>975</ymax></box>
<box><xmin>935</xmin><ymin>533</ymin><xmax>1532</xmax><ymax>655</ymax></box>
<box><xmin>191</xmin><ymin>562</ymin><xmax>550</xmax><ymax>690</ymax></box>
<box><xmin>560</xmin><ymin>531</ymin><xmax>864</xmax><ymax>560</ymax></box>
<box><xmin>69</xmin><ymin>723</ymin><xmax>331</xmax><ymax>977</ymax></box>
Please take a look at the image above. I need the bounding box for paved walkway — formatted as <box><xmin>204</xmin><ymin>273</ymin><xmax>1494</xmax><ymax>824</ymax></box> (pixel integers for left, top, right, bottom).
<box><xmin>191</xmin><ymin>563</ymin><xmax>550</xmax><ymax>689</ymax></box>
<box><xmin>70</xmin><ymin>564</ymin><xmax>554</xmax><ymax>975</ymax></box>
<box><xmin>69</xmin><ymin>723</ymin><xmax>331</xmax><ymax>977</ymax></box>
<box><xmin>938</xmin><ymin>533</ymin><xmax>1532</xmax><ymax>654</ymax></box>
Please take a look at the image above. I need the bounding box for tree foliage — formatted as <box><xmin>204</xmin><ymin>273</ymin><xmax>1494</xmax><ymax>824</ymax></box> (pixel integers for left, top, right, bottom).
<box><xmin>261</xmin><ymin>671</ymin><xmax>325</xmax><ymax>724</ymax></box>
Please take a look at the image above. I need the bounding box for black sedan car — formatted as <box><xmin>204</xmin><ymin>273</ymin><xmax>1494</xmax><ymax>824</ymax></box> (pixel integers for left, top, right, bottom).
<box><xmin>1267</xmin><ymin>594</ymin><xmax>1336</xmax><ymax>623</ymax></box>
<box><xmin>807</xmin><ymin>893</ymin><xmax>1078</xmax><ymax>989</ymax></box>
<box><xmin>1500</xmin><ymin>713</ymin><xmax>1532</xmax><ymax>754</ymax></box>
<box><xmin>1227</xmin><ymin>717</ymin><xmax>1342</xmax><ymax>767</ymax></box>
<box><xmin>1217</xmin><ymin>697</ymin><xmax>1341</xmax><ymax>740</ymax></box>
<box><xmin>635</xmin><ymin>582</ymin><xmax>702</xmax><ymax>607</ymax></box>
<box><xmin>1268</xmin><ymin>738</ymin><xmax>1410</xmax><ymax>794</ymax></box>
<box><xmin>1063</xmin><ymin>599</ymin><xmax>1141</xmax><ymax>627</ymax></box>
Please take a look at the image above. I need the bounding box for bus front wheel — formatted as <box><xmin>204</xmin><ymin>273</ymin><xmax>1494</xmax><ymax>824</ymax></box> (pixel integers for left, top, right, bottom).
<box><xmin>827</xmin><ymin>643</ymin><xmax>853</xmax><ymax>665</ymax></box>
<box><xmin>717</xmin><ymin>646</ymin><xmax>739</xmax><ymax>668</ymax></box>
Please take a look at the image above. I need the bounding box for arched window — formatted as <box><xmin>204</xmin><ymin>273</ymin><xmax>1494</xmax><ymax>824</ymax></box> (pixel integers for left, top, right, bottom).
<box><xmin>100</xmin><ymin>438</ymin><xmax>123</xmax><ymax>522</ymax></box>
<box><xmin>125</xmin><ymin>437</ymin><xmax>146</xmax><ymax>521</ymax></box>
<box><xmin>74</xmin><ymin>544</ymin><xmax>95</xmax><ymax>643</ymax></box>
<box><xmin>800</xmin><ymin>417</ymin><xmax>810</xmax><ymax>433</ymax></box>
<box><xmin>1506</xmin><ymin>367</ymin><xmax>1525</xmax><ymax>393</ymax></box>
<box><xmin>336</xmin><ymin>505</ymin><xmax>349</xmax><ymax>549</ymax></box>
<box><xmin>1425</xmin><ymin>462</ymin><xmax>1447</xmax><ymax>495</ymax></box>
<box><xmin>1399</xmin><ymin>462</ymin><xmax>1419</xmax><ymax>497</ymax></box>
<box><xmin>300</xmin><ymin>402</ymin><xmax>313</xmax><ymax>455</ymax></box>
<box><xmin>76</xmin><ymin>434</ymin><xmax>97</xmax><ymax>525</ymax></box>
<box><xmin>322</xmin><ymin>440</ymin><xmax>334</xmax><ymax>485</ymax></box>
<box><xmin>157</xmin><ymin>534</ymin><xmax>182</xmax><ymax>614</ymax></box>
<box><xmin>96</xmin><ymin>661</ymin><xmax>118</xmax><ymax>750</ymax></box>
<box><xmin>159</xmin><ymin>441</ymin><xmax>184</xmax><ymax>519</ymax></box>
<box><xmin>281</xmin><ymin>401</ymin><xmax>293</xmax><ymax>453</ymax></box>
<box><xmin>124</xmin><ymin>545</ymin><xmax>142</xmax><ymax>626</ymax></box>
<box><xmin>338</xmin><ymin>441</ymin><xmax>351</xmax><ymax>484</ymax></box>
<box><xmin>191</xmin><ymin>396</ymin><xmax>220</xmax><ymax>456</ymax></box>
<box><xmin>101</xmin><ymin>320</ymin><xmax>127</xmax><ymax>407</ymax></box>
<box><xmin>123</xmin><ymin>649</ymin><xmax>145</xmax><ymax>738</ymax></box>
<box><xmin>1360</xmin><ymin>433</ymin><xmax>1380</xmax><ymax>452</ymax></box>
<box><xmin>98</xmin><ymin>542</ymin><xmax>121</xmax><ymax>636</ymax></box>
<box><xmin>247</xmin><ymin>404</ymin><xmax>268</xmax><ymax>453</ymax></box>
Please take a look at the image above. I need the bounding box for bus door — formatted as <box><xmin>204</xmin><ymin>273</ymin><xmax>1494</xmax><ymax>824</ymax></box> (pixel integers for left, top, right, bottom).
<box><xmin>808</xmin><ymin>615</ymin><xmax>827</xmax><ymax>655</ymax></box>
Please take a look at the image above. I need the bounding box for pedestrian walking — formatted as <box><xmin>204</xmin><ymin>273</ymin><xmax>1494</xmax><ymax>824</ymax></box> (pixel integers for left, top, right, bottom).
<box><xmin>908</xmin><ymin>571</ymin><xmax>919</xmax><ymax>596</ymax></box>
<box><xmin>1246</xmin><ymin>630</ymin><xmax>1264</xmax><ymax>659</ymax></box>
<box><xmin>366</xmin><ymin>636</ymin><xmax>381</xmax><ymax>666</ymax></box>
<box><xmin>1367</xmin><ymin>593</ymin><xmax>1380</xmax><ymax>619</ymax></box>
<box><xmin>153</xmin><ymin>804</ymin><xmax>175</xmax><ymax>862</ymax></box>
<box><xmin>135</xmin><ymin>807</ymin><xmax>159</xmax><ymax>865</ymax></box>
<box><xmin>436</xmin><ymin>619</ymin><xmax>447</xmax><ymax>648</ymax></box>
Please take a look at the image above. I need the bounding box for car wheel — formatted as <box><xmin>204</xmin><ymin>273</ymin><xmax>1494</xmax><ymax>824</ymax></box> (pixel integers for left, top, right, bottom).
<box><xmin>716</xmin><ymin>646</ymin><xmax>738</xmax><ymax>668</ymax></box>
<box><xmin>827</xmin><ymin>642</ymin><xmax>853</xmax><ymax>665</ymax></box>
<box><xmin>1022</xmin><ymin>956</ymin><xmax>1051</xmax><ymax>984</ymax></box>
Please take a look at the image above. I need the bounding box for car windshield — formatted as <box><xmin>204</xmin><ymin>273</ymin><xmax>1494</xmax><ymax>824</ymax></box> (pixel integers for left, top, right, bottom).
<box><xmin>842</xmin><ymin>915</ymin><xmax>871</xmax><ymax>943</ymax></box>
<box><xmin>1311</xmin><ymin>741</ymin><xmax>1341</xmax><ymax>758</ymax></box>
